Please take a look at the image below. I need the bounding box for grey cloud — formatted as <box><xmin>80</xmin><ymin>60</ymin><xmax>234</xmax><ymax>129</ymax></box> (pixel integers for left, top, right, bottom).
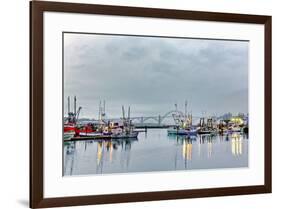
<box><xmin>64</xmin><ymin>33</ymin><xmax>248</xmax><ymax>119</ymax></box>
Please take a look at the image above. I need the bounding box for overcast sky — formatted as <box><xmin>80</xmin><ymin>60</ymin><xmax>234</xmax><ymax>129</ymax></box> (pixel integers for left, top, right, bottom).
<box><xmin>64</xmin><ymin>33</ymin><xmax>248</xmax><ymax>119</ymax></box>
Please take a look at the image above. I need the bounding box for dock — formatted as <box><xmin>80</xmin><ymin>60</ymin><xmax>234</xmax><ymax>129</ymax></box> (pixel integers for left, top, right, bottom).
<box><xmin>66</xmin><ymin>135</ymin><xmax>112</xmax><ymax>142</ymax></box>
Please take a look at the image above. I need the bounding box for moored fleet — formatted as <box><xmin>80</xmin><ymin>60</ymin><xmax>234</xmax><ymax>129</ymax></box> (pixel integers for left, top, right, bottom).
<box><xmin>64</xmin><ymin>97</ymin><xmax>138</xmax><ymax>141</ymax></box>
<box><xmin>64</xmin><ymin>97</ymin><xmax>248</xmax><ymax>141</ymax></box>
<box><xmin>167</xmin><ymin>112</ymin><xmax>248</xmax><ymax>136</ymax></box>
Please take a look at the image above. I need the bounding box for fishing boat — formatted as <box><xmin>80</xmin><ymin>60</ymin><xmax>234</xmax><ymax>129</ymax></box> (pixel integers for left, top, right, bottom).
<box><xmin>167</xmin><ymin>126</ymin><xmax>197</xmax><ymax>135</ymax></box>
<box><xmin>64</xmin><ymin>123</ymin><xmax>76</xmax><ymax>140</ymax></box>
<box><xmin>221</xmin><ymin>126</ymin><xmax>242</xmax><ymax>135</ymax></box>
<box><xmin>242</xmin><ymin>126</ymin><xmax>248</xmax><ymax>134</ymax></box>
<box><xmin>167</xmin><ymin>104</ymin><xmax>197</xmax><ymax>136</ymax></box>
<box><xmin>79</xmin><ymin>132</ymin><xmax>102</xmax><ymax>137</ymax></box>
<box><xmin>230</xmin><ymin>126</ymin><xmax>242</xmax><ymax>132</ymax></box>
<box><xmin>64</xmin><ymin>131</ymin><xmax>75</xmax><ymax>141</ymax></box>
<box><xmin>63</xmin><ymin>96</ymin><xmax>82</xmax><ymax>140</ymax></box>
<box><xmin>111</xmin><ymin>131</ymin><xmax>139</xmax><ymax>139</ymax></box>
<box><xmin>197</xmin><ymin>126</ymin><xmax>217</xmax><ymax>135</ymax></box>
<box><xmin>197</xmin><ymin>117</ymin><xmax>217</xmax><ymax>135</ymax></box>
<box><xmin>111</xmin><ymin>106</ymin><xmax>139</xmax><ymax>139</ymax></box>
<box><xmin>64</xmin><ymin>123</ymin><xmax>75</xmax><ymax>132</ymax></box>
<box><xmin>75</xmin><ymin>123</ymin><xmax>100</xmax><ymax>137</ymax></box>
<box><xmin>198</xmin><ymin>129</ymin><xmax>217</xmax><ymax>135</ymax></box>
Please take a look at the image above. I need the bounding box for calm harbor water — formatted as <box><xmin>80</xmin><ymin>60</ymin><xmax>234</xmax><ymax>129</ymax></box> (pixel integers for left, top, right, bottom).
<box><xmin>63</xmin><ymin>129</ymin><xmax>248</xmax><ymax>176</ymax></box>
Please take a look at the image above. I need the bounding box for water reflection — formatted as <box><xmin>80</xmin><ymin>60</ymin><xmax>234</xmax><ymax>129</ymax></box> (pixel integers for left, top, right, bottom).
<box><xmin>93</xmin><ymin>138</ymin><xmax>137</xmax><ymax>174</ymax></box>
<box><xmin>64</xmin><ymin>141</ymin><xmax>76</xmax><ymax>175</ymax></box>
<box><xmin>231</xmin><ymin>134</ymin><xmax>243</xmax><ymax>156</ymax></box>
<box><xmin>182</xmin><ymin>139</ymin><xmax>192</xmax><ymax>160</ymax></box>
<box><xmin>64</xmin><ymin>129</ymin><xmax>248</xmax><ymax>176</ymax></box>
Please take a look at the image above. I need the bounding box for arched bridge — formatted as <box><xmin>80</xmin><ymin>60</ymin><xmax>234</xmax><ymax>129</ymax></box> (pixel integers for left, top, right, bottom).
<box><xmin>130</xmin><ymin>110</ymin><xmax>185</xmax><ymax>125</ymax></box>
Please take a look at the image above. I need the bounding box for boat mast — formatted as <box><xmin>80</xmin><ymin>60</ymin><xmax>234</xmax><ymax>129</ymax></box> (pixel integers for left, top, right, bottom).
<box><xmin>128</xmin><ymin>106</ymin><xmax>131</xmax><ymax>130</ymax></box>
<box><xmin>99</xmin><ymin>101</ymin><xmax>101</xmax><ymax>124</ymax></box>
<box><xmin>122</xmin><ymin>105</ymin><xmax>125</xmax><ymax>121</ymax></box>
<box><xmin>103</xmin><ymin>100</ymin><xmax>106</xmax><ymax>119</ymax></box>
<box><xmin>76</xmin><ymin>106</ymin><xmax>82</xmax><ymax>121</ymax></box>
<box><xmin>67</xmin><ymin>96</ymin><xmax>70</xmax><ymax>116</ymax></box>
<box><xmin>190</xmin><ymin>110</ymin><xmax>193</xmax><ymax>126</ymax></box>
<box><xmin>128</xmin><ymin>106</ymin><xmax>130</xmax><ymax>121</ymax></box>
<box><xmin>74</xmin><ymin>96</ymin><xmax>77</xmax><ymax>116</ymax></box>
<box><xmin>185</xmin><ymin>100</ymin><xmax>187</xmax><ymax>120</ymax></box>
<box><xmin>122</xmin><ymin>105</ymin><xmax>126</xmax><ymax>132</ymax></box>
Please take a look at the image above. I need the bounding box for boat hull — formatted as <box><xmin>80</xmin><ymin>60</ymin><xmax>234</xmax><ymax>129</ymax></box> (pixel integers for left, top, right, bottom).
<box><xmin>79</xmin><ymin>132</ymin><xmax>102</xmax><ymax>137</ymax></box>
<box><xmin>64</xmin><ymin>131</ymin><xmax>75</xmax><ymax>141</ymax></box>
<box><xmin>198</xmin><ymin>130</ymin><xmax>216</xmax><ymax>135</ymax></box>
<box><xmin>111</xmin><ymin>131</ymin><xmax>139</xmax><ymax>139</ymax></box>
<box><xmin>167</xmin><ymin>128</ymin><xmax>197</xmax><ymax>135</ymax></box>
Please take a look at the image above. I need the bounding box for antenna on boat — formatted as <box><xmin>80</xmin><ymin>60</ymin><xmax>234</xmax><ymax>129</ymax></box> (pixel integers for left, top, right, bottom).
<box><xmin>67</xmin><ymin>96</ymin><xmax>70</xmax><ymax>115</ymax></box>
<box><xmin>99</xmin><ymin>101</ymin><xmax>101</xmax><ymax>122</ymax></box>
<box><xmin>74</xmin><ymin>96</ymin><xmax>77</xmax><ymax>116</ymax></box>
<box><xmin>128</xmin><ymin>106</ymin><xmax>131</xmax><ymax>128</ymax></box>
<box><xmin>190</xmin><ymin>110</ymin><xmax>193</xmax><ymax>126</ymax></box>
<box><xmin>128</xmin><ymin>106</ymin><xmax>130</xmax><ymax>120</ymax></box>
<box><xmin>103</xmin><ymin>100</ymin><xmax>106</xmax><ymax>117</ymax></box>
<box><xmin>122</xmin><ymin>105</ymin><xmax>125</xmax><ymax>121</ymax></box>
<box><xmin>76</xmin><ymin>106</ymin><xmax>82</xmax><ymax>121</ymax></box>
<box><xmin>185</xmin><ymin>100</ymin><xmax>187</xmax><ymax>119</ymax></box>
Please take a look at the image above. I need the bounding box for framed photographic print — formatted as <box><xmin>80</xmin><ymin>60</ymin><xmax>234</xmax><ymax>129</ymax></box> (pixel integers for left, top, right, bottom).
<box><xmin>30</xmin><ymin>0</ymin><xmax>272</xmax><ymax>208</ymax></box>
